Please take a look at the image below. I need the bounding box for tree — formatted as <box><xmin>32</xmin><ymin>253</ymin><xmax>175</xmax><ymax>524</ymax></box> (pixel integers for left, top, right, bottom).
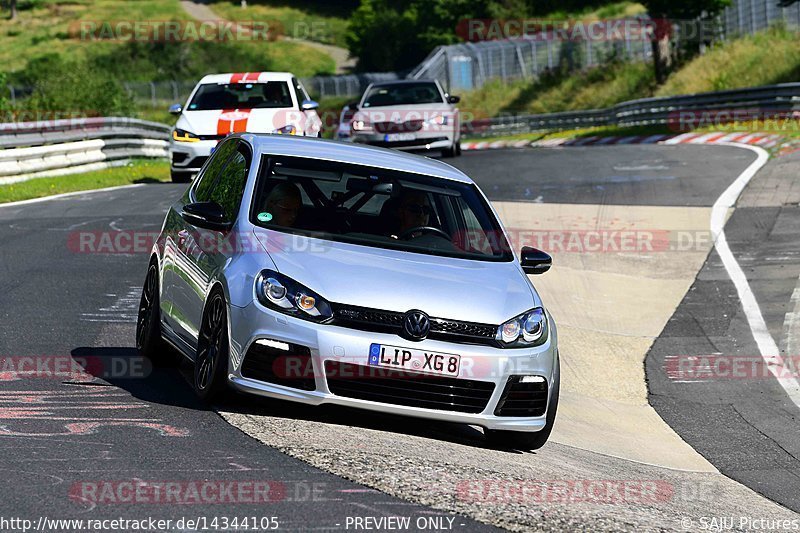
<box><xmin>640</xmin><ymin>0</ymin><xmax>730</xmax><ymax>83</ymax></box>
<box><xmin>346</xmin><ymin>0</ymin><xmax>521</xmax><ymax>72</ymax></box>
<box><xmin>9</xmin><ymin>0</ymin><xmax>17</xmax><ymax>20</ymax></box>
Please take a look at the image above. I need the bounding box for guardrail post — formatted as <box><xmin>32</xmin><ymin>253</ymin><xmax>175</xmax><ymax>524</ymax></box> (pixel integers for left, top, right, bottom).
<box><xmin>171</xmin><ymin>81</ymin><xmax>179</xmax><ymax>103</ymax></box>
<box><xmin>149</xmin><ymin>82</ymin><xmax>156</xmax><ymax>107</ymax></box>
<box><xmin>7</xmin><ymin>85</ymin><xmax>14</xmax><ymax>106</ymax></box>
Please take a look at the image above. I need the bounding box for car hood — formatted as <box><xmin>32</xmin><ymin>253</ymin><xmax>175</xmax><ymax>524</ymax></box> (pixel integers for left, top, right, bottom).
<box><xmin>253</xmin><ymin>228</ymin><xmax>539</xmax><ymax>325</ymax></box>
<box><xmin>177</xmin><ymin>108</ymin><xmax>305</xmax><ymax>135</ymax></box>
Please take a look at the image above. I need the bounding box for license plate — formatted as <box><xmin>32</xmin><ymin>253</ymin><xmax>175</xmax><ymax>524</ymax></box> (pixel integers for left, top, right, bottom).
<box><xmin>384</xmin><ymin>133</ymin><xmax>415</xmax><ymax>142</ymax></box>
<box><xmin>368</xmin><ymin>343</ymin><xmax>461</xmax><ymax>377</ymax></box>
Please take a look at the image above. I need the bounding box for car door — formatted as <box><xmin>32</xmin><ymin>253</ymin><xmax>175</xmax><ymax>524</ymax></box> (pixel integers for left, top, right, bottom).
<box><xmin>168</xmin><ymin>139</ymin><xmax>246</xmax><ymax>348</ymax></box>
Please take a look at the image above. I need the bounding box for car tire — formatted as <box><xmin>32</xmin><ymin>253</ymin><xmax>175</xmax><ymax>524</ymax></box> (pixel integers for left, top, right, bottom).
<box><xmin>485</xmin><ymin>354</ymin><xmax>560</xmax><ymax>450</ymax></box>
<box><xmin>136</xmin><ymin>261</ymin><xmax>175</xmax><ymax>367</ymax></box>
<box><xmin>170</xmin><ymin>170</ymin><xmax>193</xmax><ymax>183</ymax></box>
<box><xmin>441</xmin><ymin>140</ymin><xmax>461</xmax><ymax>158</ymax></box>
<box><xmin>193</xmin><ymin>290</ymin><xmax>230</xmax><ymax>402</ymax></box>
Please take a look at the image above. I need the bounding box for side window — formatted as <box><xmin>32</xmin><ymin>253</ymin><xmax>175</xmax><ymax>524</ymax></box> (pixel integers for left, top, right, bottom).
<box><xmin>209</xmin><ymin>146</ymin><xmax>251</xmax><ymax>221</ymax></box>
<box><xmin>193</xmin><ymin>140</ymin><xmax>239</xmax><ymax>202</ymax></box>
<box><xmin>457</xmin><ymin>196</ymin><xmax>492</xmax><ymax>255</ymax></box>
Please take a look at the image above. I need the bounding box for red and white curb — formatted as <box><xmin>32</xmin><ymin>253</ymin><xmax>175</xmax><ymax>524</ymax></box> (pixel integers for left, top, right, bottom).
<box><xmin>462</xmin><ymin>132</ymin><xmax>786</xmax><ymax>152</ymax></box>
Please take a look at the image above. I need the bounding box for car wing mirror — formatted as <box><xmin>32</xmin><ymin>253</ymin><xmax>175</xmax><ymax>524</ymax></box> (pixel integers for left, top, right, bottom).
<box><xmin>169</xmin><ymin>103</ymin><xmax>183</xmax><ymax>115</ymax></box>
<box><xmin>520</xmin><ymin>246</ymin><xmax>551</xmax><ymax>275</ymax></box>
<box><xmin>301</xmin><ymin>99</ymin><xmax>319</xmax><ymax>111</ymax></box>
<box><xmin>181</xmin><ymin>201</ymin><xmax>232</xmax><ymax>231</ymax></box>
<box><xmin>447</xmin><ymin>95</ymin><xmax>460</xmax><ymax>104</ymax></box>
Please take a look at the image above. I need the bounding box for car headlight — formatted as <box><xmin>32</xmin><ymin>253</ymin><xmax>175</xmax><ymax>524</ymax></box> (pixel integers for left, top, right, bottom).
<box><xmin>351</xmin><ymin>120</ymin><xmax>369</xmax><ymax>131</ymax></box>
<box><xmin>496</xmin><ymin>308</ymin><xmax>548</xmax><ymax>347</ymax></box>
<box><xmin>426</xmin><ymin>115</ymin><xmax>448</xmax><ymax>126</ymax></box>
<box><xmin>255</xmin><ymin>270</ymin><xmax>332</xmax><ymax>322</ymax></box>
<box><xmin>273</xmin><ymin>124</ymin><xmax>297</xmax><ymax>135</ymax></box>
<box><xmin>172</xmin><ymin>129</ymin><xmax>200</xmax><ymax>142</ymax></box>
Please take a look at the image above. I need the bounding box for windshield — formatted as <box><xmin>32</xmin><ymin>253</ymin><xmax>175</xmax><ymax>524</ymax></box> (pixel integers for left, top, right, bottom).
<box><xmin>187</xmin><ymin>82</ymin><xmax>294</xmax><ymax>110</ymax></box>
<box><xmin>362</xmin><ymin>82</ymin><xmax>444</xmax><ymax>107</ymax></box>
<box><xmin>250</xmin><ymin>156</ymin><xmax>512</xmax><ymax>261</ymax></box>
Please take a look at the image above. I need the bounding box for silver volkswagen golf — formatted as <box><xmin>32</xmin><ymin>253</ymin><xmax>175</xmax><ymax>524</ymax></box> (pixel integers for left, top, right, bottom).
<box><xmin>137</xmin><ymin>133</ymin><xmax>559</xmax><ymax>449</ymax></box>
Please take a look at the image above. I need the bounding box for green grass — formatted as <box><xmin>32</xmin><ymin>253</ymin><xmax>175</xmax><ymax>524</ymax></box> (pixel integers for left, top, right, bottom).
<box><xmin>464</xmin><ymin>124</ymin><xmax>670</xmax><ymax>143</ymax></box>
<box><xmin>458</xmin><ymin>60</ymin><xmax>654</xmax><ymax>119</ymax></box>
<box><xmin>540</xmin><ymin>2</ymin><xmax>645</xmax><ymax>20</ymax></box>
<box><xmin>0</xmin><ymin>0</ymin><xmax>336</xmax><ymax>77</ymax></box>
<box><xmin>458</xmin><ymin>24</ymin><xmax>800</xmax><ymax>141</ymax></box>
<box><xmin>0</xmin><ymin>159</ymin><xmax>170</xmax><ymax>203</ymax></box>
<box><xmin>210</xmin><ymin>0</ymin><xmax>351</xmax><ymax>47</ymax></box>
<box><xmin>657</xmin><ymin>25</ymin><xmax>800</xmax><ymax>95</ymax></box>
<box><xmin>0</xmin><ymin>0</ymin><xmax>185</xmax><ymax>72</ymax></box>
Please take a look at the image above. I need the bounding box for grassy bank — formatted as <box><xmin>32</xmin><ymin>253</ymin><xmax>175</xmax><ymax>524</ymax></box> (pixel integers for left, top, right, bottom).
<box><xmin>458</xmin><ymin>25</ymin><xmax>800</xmax><ymax>120</ymax></box>
<box><xmin>209</xmin><ymin>0</ymin><xmax>352</xmax><ymax>47</ymax></box>
<box><xmin>0</xmin><ymin>160</ymin><xmax>170</xmax><ymax>204</ymax></box>
<box><xmin>0</xmin><ymin>0</ymin><xmax>335</xmax><ymax>76</ymax></box>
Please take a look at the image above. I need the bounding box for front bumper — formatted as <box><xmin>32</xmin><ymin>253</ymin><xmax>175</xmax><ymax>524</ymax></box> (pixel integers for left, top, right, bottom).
<box><xmin>227</xmin><ymin>301</ymin><xmax>558</xmax><ymax>432</ymax></box>
<box><xmin>351</xmin><ymin>131</ymin><xmax>454</xmax><ymax>151</ymax></box>
<box><xmin>169</xmin><ymin>140</ymin><xmax>217</xmax><ymax>173</ymax></box>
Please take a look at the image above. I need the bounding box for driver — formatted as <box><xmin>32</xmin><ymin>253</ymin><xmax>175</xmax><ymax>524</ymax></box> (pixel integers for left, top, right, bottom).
<box><xmin>388</xmin><ymin>190</ymin><xmax>433</xmax><ymax>239</ymax></box>
<box><xmin>263</xmin><ymin>182</ymin><xmax>302</xmax><ymax>227</ymax></box>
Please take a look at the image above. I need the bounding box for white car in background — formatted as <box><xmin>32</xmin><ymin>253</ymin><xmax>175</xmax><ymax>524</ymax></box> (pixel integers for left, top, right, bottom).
<box><xmin>349</xmin><ymin>79</ymin><xmax>461</xmax><ymax>157</ymax></box>
<box><xmin>168</xmin><ymin>72</ymin><xmax>322</xmax><ymax>182</ymax></box>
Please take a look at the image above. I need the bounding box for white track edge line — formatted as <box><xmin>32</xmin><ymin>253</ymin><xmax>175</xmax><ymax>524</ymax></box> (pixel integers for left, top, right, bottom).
<box><xmin>712</xmin><ymin>142</ymin><xmax>800</xmax><ymax>407</ymax></box>
<box><xmin>0</xmin><ymin>183</ymin><xmax>146</xmax><ymax>209</ymax></box>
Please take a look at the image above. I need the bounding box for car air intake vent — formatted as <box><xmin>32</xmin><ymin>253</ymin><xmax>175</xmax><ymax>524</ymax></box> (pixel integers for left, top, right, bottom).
<box><xmin>325</xmin><ymin>361</ymin><xmax>494</xmax><ymax>414</ymax></box>
<box><xmin>494</xmin><ymin>376</ymin><xmax>548</xmax><ymax>417</ymax></box>
<box><xmin>374</xmin><ymin>120</ymin><xmax>423</xmax><ymax>133</ymax></box>
<box><xmin>241</xmin><ymin>340</ymin><xmax>315</xmax><ymax>391</ymax></box>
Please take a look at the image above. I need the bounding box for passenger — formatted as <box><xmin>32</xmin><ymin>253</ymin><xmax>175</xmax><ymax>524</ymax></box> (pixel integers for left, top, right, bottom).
<box><xmin>263</xmin><ymin>182</ymin><xmax>302</xmax><ymax>227</ymax></box>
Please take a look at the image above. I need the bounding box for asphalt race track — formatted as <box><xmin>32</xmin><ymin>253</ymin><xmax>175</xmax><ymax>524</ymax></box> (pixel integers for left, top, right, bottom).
<box><xmin>1</xmin><ymin>143</ymin><xmax>799</xmax><ymax>531</ymax></box>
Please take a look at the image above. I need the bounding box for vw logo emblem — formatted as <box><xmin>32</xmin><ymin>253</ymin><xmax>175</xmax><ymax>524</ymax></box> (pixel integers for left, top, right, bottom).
<box><xmin>403</xmin><ymin>310</ymin><xmax>430</xmax><ymax>341</ymax></box>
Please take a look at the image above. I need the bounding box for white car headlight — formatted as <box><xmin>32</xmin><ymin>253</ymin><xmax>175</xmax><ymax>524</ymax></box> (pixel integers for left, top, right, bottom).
<box><xmin>426</xmin><ymin>115</ymin><xmax>448</xmax><ymax>126</ymax></box>
<box><xmin>256</xmin><ymin>270</ymin><xmax>332</xmax><ymax>322</ymax></box>
<box><xmin>497</xmin><ymin>308</ymin><xmax>547</xmax><ymax>347</ymax></box>
<box><xmin>351</xmin><ymin>120</ymin><xmax>368</xmax><ymax>131</ymax></box>
<box><xmin>273</xmin><ymin>125</ymin><xmax>297</xmax><ymax>135</ymax></box>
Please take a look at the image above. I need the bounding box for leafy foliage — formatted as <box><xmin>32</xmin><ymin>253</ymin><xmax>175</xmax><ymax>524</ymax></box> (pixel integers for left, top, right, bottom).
<box><xmin>21</xmin><ymin>55</ymin><xmax>135</xmax><ymax>116</ymax></box>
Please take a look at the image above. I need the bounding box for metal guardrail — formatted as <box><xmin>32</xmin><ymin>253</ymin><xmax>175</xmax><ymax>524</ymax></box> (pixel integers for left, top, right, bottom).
<box><xmin>0</xmin><ymin>117</ymin><xmax>171</xmax><ymax>184</ymax></box>
<box><xmin>1</xmin><ymin>82</ymin><xmax>798</xmax><ymax>183</ymax></box>
<box><xmin>464</xmin><ymin>83</ymin><xmax>800</xmax><ymax>137</ymax></box>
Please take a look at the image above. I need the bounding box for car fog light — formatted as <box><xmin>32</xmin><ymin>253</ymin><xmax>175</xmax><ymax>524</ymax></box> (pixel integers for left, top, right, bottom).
<box><xmin>520</xmin><ymin>375</ymin><xmax>546</xmax><ymax>384</ymax></box>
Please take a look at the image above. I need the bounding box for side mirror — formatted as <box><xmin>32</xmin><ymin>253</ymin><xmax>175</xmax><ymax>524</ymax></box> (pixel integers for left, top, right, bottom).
<box><xmin>300</xmin><ymin>99</ymin><xmax>319</xmax><ymax>111</ymax></box>
<box><xmin>169</xmin><ymin>103</ymin><xmax>183</xmax><ymax>115</ymax></box>
<box><xmin>447</xmin><ymin>95</ymin><xmax>460</xmax><ymax>104</ymax></box>
<box><xmin>520</xmin><ymin>246</ymin><xmax>551</xmax><ymax>275</ymax></box>
<box><xmin>181</xmin><ymin>202</ymin><xmax>231</xmax><ymax>231</ymax></box>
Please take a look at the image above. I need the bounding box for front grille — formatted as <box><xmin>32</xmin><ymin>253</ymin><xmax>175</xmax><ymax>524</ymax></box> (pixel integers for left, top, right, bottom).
<box><xmin>330</xmin><ymin>303</ymin><xmax>498</xmax><ymax>346</ymax></box>
<box><xmin>374</xmin><ymin>120</ymin><xmax>423</xmax><ymax>133</ymax></box>
<box><xmin>494</xmin><ymin>377</ymin><xmax>548</xmax><ymax>417</ymax></box>
<box><xmin>241</xmin><ymin>341</ymin><xmax>316</xmax><ymax>391</ymax></box>
<box><xmin>198</xmin><ymin>134</ymin><xmax>227</xmax><ymax>141</ymax></box>
<box><xmin>171</xmin><ymin>152</ymin><xmax>189</xmax><ymax>164</ymax></box>
<box><xmin>325</xmin><ymin>361</ymin><xmax>494</xmax><ymax>414</ymax></box>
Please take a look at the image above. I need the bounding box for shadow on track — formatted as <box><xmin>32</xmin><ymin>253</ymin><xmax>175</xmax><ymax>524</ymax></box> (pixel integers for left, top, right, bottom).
<box><xmin>70</xmin><ymin>345</ymin><xmax>537</xmax><ymax>455</ymax></box>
